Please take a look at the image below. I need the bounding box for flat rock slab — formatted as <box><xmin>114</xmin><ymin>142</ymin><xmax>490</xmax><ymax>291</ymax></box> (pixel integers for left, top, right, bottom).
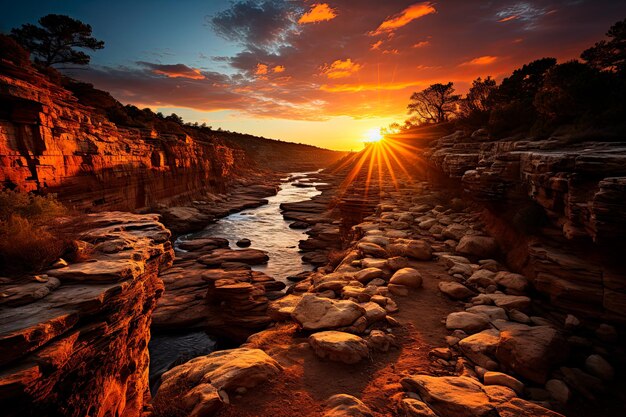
<box><xmin>198</xmin><ymin>248</ymin><xmax>269</xmax><ymax>266</ymax></box>
<box><xmin>309</xmin><ymin>331</ymin><xmax>369</xmax><ymax>364</ymax></box>
<box><xmin>292</xmin><ymin>294</ymin><xmax>365</xmax><ymax>331</ymax></box>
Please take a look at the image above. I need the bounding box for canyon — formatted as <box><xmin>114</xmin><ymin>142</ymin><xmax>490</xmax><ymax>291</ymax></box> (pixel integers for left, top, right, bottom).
<box><xmin>1</xmin><ymin>54</ymin><xmax>626</xmax><ymax>417</ymax></box>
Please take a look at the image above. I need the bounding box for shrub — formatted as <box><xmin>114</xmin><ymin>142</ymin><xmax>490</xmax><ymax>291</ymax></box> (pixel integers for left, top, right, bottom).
<box><xmin>0</xmin><ymin>190</ymin><xmax>71</xmax><ymax>274</ymax></box>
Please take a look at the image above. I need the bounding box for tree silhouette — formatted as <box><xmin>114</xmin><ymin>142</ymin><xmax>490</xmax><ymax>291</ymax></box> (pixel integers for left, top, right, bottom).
<box><xmin>407</xmin><ymin>82</ymin><xmax>460</xmax><ymax>124</ymax></box>
<box><xmin>11</xmin><ymin>14</ymin><xmax>104</xmax><ymax>67</ymax></box>
<box><xmin>581</xmin><ymin>18</ymin><xmax>626</xmax><ymax>73</ymax></box>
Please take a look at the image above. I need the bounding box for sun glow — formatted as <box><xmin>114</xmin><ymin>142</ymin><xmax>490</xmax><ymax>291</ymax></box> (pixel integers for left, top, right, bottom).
<box><xmin>364</xmin><ymin>128</ymin><xmax>383</xmax><ymax>143</ymax></box>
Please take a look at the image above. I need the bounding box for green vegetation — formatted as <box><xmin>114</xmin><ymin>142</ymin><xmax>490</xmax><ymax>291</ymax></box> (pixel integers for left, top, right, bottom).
<box><xmin>0</xmin><ymin>190</ymin><xmax>71</xmax><ymax>274</ymax></box>
<box><xmin>400</xmin><ymin>18</ymin><xmax>626</xmax><ymax>139</ymax></box>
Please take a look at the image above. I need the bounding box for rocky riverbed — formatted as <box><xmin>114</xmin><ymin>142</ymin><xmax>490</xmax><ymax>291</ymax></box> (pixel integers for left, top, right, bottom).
<box><xmin>1</xmin><ymin>137</ymin><xmax>624</xmax><ymax>417</ymax></box>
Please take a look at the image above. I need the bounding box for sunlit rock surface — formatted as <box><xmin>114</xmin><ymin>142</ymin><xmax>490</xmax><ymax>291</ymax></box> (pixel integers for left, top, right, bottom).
<box><xmin>0</xmin><ymin>212</ymin><xmax>174</xmax><ymax>417</ymax></box>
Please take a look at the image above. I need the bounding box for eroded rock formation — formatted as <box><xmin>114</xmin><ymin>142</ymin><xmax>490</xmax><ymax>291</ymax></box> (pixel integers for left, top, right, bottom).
<box><xmin>0</xmin><ymin>212</ymin><xmax>174</xmax><ymax>417</ymax></box>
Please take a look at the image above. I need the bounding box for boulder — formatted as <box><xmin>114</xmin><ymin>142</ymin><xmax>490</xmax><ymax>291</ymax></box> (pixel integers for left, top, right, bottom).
<box><xmin>198</xmin><ymin>249</ymin><xmax>269</xmax><ymax>266</ymax></box>
<box><xmin>267</xmin><ymin>294</ymin><xmax>301</xmax><ymax>321</ymax></box>
<box><xmin>439</xmin><ymin>281</ymin><xmax>474</xmax><ymax>300</ymax></box>
<box><xmin>466</xmin><ymin>305</ymin><xmax>508</xmax><ymax>322</ymax></box>
<box><xmin>154</xmin><ymin>348</ymin><xmax>282</xmax><ymax>417</ymax></box>
<box><xmin>494</xmin><ymin>272</ymin><xmax>529</xmax><ymax>294</ymax></box>
<box><xmin>390</xmin><ymin>268</ymin><xmax>423</xmax><ymax>288</ymax></box>
<box><xmin>456</xmin><ymin>236</ymin><xmax>498</xmax><ymax>258</ymax></box>
<box><xmin>389</xmin><ymin>239</ymin><xmax>433</xmax><ymax>261</ymax></box>
<box><xmin>323</xmin><ymin>394</ymin><xmax>374</xmax><ymax>417</ymax></box>
<box><xmin>495</xmin><ymin>326</ymin><xmax>567</xmax><ymax>384</ymax></box>
<box><xmin>398</xmin><ymin>398</ymin><xmax>438</xmax><ymax>417</ymax></box>
<box><xmin>467</xmin><ymin>270</ymin><xmax>497</xmax><ymax>288</ymax></box>
<box><xmin>458</xmin><ymin>329</ymin><xmax>501</xmax><ymax>369</ymax></box>
<box><xmin>446</xmin><ymin>312</ymin><xmax>490</xmax><ymax>334</ymax></box>
<box><xmin>401</xmin><ymin>375</ymin><xmax>495</xmax><ymax>417</ymax></box>
<box><xmin>357</xmin><ymin>242</ymin><xmax>388</xmax><ymax>258</ymax></box>
<box><xmin>291</xmin><ymin>294</ymin><xmax>365</xmax><ymax>331</ymax></box>
<box><xmin>585</xmin><ymin>354</ymin><xmax>614</xmax><ymax>381</ymax></box>
<box><xmin>483</xmin><ymin>371</ymin><xmax>524</xmax><ymax>394</ymax></box>
<box><xmin>236</xmin><ymin>238</ymin><xmax>251</xmax><ymax>248</ymax></box>
<box><xmin>354</xmin><ymin>268</ymin><xmax>384</xmax><ymax>283</ymax></box>
<box><xmin>309</xmin><ymin>331</ymin><xmax>370</xmax><ymax>364</ymax></box>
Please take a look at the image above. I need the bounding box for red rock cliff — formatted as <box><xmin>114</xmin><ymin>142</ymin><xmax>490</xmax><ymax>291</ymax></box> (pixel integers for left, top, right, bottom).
<box><xmin>0</xmin><ymin>212</ymin><xmax>174</xmax><ymax>417</ymax></box>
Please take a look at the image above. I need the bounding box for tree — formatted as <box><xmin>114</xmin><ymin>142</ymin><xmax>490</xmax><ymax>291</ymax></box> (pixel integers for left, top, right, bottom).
<box><xmin>407</xmin><ymin>82</ymin><xmax>460</xmax><ymax>124</ymax></box>
<box><xmin>11</xmin><ymin>14</ymin><xmax>104</xmax><ymax>67</ymax></box>
<box><xmin>581</xmin><ymin>18</ymin><xmax>626</xmax><ymax>73</ymax></box>
<box><xmin>463</xmin><ymin>77</ymin><xmax>497</xmax><ymax>114</ymax></box>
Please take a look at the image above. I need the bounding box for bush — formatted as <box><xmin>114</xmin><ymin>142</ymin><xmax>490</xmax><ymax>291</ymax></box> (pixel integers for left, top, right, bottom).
<box><xmin>0</xmin><ymin>190</ymin><xmax>71</xmax><ymax>274</ymax></box>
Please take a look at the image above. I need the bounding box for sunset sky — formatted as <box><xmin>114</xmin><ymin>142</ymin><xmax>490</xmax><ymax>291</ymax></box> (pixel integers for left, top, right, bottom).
<box><xmin>2</xmin><ymin>0</ymin><xmax>625</xmax><ymax>150</ymax></box>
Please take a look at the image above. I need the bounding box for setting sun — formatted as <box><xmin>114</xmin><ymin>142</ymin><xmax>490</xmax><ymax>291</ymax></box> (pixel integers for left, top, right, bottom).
<box><xmin>364</xmin><ymin>128</ymin><xmax>383</xmax><ymax>143</ymax></box>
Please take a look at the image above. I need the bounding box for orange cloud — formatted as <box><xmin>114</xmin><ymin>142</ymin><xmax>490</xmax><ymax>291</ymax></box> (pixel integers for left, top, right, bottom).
<box><xmin>255</xmin><ymin>63</ymin><xmax>269</xmax><ymax>75</ymax></box>
<box><xmin>321</xmin><ymin>59</ymin><xmax>363</xmax><ymax>79</ymax></box>
<box><xmin>498</xmin><ymin>15</ymin><xmax>518</xmax><ymax>22</ymax></box>
<box><xmin>298</xmin><ymin>3</ymin><xmax>337</xmax><ymax>24</ymax></box>
<box><xmin>370</xmin><ymin>40</ymin><xmax>383</xmax><ymax>50</ymax></box>
<box><xmin>412</xmin><ymin>41</ymin><xmax>430</xmax><ymax>48</ymax></box>
<box><xmin>460</xmin><ymin>55</ymin><xmax>498</xmax><ymax>66</ymax></box>
<box><xmin>273</xmin><ymin>65</ymin><xmax>286</xmax><ymax>73</ymax></box>
<box><xmin>371</xmin><ymin>2</ymin><xmax>436</xmax><ymax>35</ymax></box>
<box><xmin>140</xmin><ymin>63</ymin><xmax>205</xmax><ymax>80</ymax></box>
<box><xmin>320</xmin><ymin>80</ymin><xmax>426</xmax><ymax>93</ymax></box>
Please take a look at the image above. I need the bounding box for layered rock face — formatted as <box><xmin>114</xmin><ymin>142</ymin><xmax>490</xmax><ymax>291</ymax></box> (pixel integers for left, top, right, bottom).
<box><xmin>0</xmin><ymin>62</ymin><xmax>246</xmax><ymax>211</ymax></box>
<box><xmin>421</xmin><ymin>133</ymin><xmax>626</xmax><ymax>322</ymax></box>
<box><xmin>0</xmin><ymin>213</ymin><xmax>174</xmax><ymax>417</ymax></box>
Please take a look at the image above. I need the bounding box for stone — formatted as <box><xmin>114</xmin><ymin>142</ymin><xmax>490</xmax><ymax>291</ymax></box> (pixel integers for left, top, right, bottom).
<box><xmin>439</xmin><ymin>281</ymin><xmax>474</xmax><ymax>300</ymax></box>
<box><xmin>494</xmin><ymin>272</ymin><xmax>529</xmax><ymax>294</ymax></box>
<box><xmin>387</xmin><ymin>256</ymin><xmax>409</xmax><ymax>271</ymax></box>
<box><xmin>595</xmin><ymin>323</ymin><xmax>618</xmax><ymax>342</ymax></box>
<box><xmin>456</xmin><ymin>236</ymin><xmax>498</xmax><ymax>258</ymax></box>
<box><xmin>291</xmin><ymin>294</ymin><xmax>365</xmax><ymax>331</ymax></box>
<box><xmin>366</xmin><ymin>329</ymin><xmax>396</xmax><ymax>352</ymax></box>
<box><xmin>399</xmin><ymin>398</ymin><xmax>438</xmax><ymax>417</ymax></box>
<box><xmin>236</xmin><ymin>238</ymin><xmax>251</xmax><ymax>248</ymax></box>
<box><xmin>354</xmin><ymin>268</ymin><xmax>384</xmax><ymax>283</ymax></box>
<box><xmin>357</xmin><ymin>242</ymin><xmax>388</xmax><ymax>258</ymax></box>
<box><xmin>466</xmin><ymin>305</ymin><xmax>508</xmax><ymax>322</ymax></box>
<box><xmin>483</xmin><ymin>371</ymin><xmax>524</xmax><ymax>394</ymax></box>
<box><xmin>388</xmin><ymin>284</ymin><xmax>410</xmax><ymax>296</ymax></box>
<box><xmin>564</xmin><ymin>314</ymin><xmax>580</xmax><ymax>329</ymax></box>
<box><xmin>401</xmin><ymin>375</ymin><xmax>494</xmax><ymax>417</ymax></box>
<box><xmin>458</xmin><ymin>329</ymin><xmax>501</xmax><ymax>369</ymax></box>
<box><xmin>198</xmin><ymin>248</ymin><xmax>269</xmax><ymax>266</ymax></box>
<box><xmin>446</xmin><ymin>312</ymin><xmax>490</xmax><ymax>334</ymax></box>
<box><xmin>309</xmin><ymin>331</ymin><xmax>370</xmax><ymax>364</ymax></box>
<box><xmin>267</xmin><ymin>294</ymin><xmax>301</xmax><ymax>321</ymax></box>
<box><xmin>323</xmin><ymin>394</ymin><xmax>374</xmax><ymax>417</ymax></box>
<box><xmin>360</xmin><ymin>301</ymin><xmax>387</xmax><ymax>323</ymax></box>
<box><xmin>508</xmin><ymin>309</ymin><xmax>531</xmax><ymax>323</ymax></box>
<box><xmin>495</xmin><ymin>326</ymin><xmax>568</xmax><ymax>384</ymax></box>
<box><xmin>484</xmin><ymin>294</ymin><xmax>531</xmax><ymax>311</ymax></box>
<box><xmin>390</xmin><ymin>268</ymin><xmax>423</xmax><ymax>288</ymax></box>
<box><xmin>584</xmin><ymin>354</ymin><xmax>614</xmax><ymax>380</ymax></box>
<box><xmin>545</xmin><ymin>379</ymin><xmax>570</xmax><ymax>404</ymax></box>
<box><xmin>468</xmin><ymin>270</ymin><xmax>497</xmax><ymax>288</ymax></box>
<box><xmin>389</xmin><ymin>239</ymin><xmax>433</xmax><ymax>261</ymax></box>
<box><xmin>154</xmin><ymin>348</ymin><xmax>282</xmax><ymax>416</ymax></box>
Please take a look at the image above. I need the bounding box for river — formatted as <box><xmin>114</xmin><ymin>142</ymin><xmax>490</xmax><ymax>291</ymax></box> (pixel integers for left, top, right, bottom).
<box><xmin>149</xmin><ymin>172</ymin><xmax>324</xmax><ymax>390</ymax></box>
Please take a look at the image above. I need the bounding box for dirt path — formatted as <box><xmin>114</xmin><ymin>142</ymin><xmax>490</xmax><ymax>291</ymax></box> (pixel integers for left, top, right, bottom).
<box><xmin>216</xmin><ymin>260</ymin><xmax>460</xmax><ymax>417</ymax></box>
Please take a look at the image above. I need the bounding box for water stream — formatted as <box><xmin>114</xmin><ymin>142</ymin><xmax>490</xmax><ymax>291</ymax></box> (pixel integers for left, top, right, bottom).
<box><xmin>149</xmin><ymin>172</ymin><xmax>324</xmax><ymax>390</ymax></box>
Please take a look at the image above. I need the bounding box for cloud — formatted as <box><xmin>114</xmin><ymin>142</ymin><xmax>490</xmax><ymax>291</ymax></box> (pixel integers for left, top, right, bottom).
<box><xmin>370</xmin><ymin>40</ymin><xmax>383</xmax><ymax>50</ymax></box>
<box><xmin>273</xmin><ymin>65</ymin><xmax>286</xmax><ymax>73</ymax></box>
<box><xmin>321</xmin><ymin>59</ymin><xmax>363</xmax><ymax>79</ymax></box>
<box><xmin>209</xmin><ymin>0</ymin><xmax>299</xmax><ymax>49</ymax></box>
<box><xmin>137</xmin><ymin>62</ymin><xmax>205</xmax><ymax>80</ymax></box>
<box><xmin>460</xmin><ymin>55</ymin><xmax>498</xmax><ymax>66</ymax></box>
<box><xmin>370</xmin><ymin>2</ymin><xmax>436</xmax><ymax>35</ymax></box>
<box><xmin>255</xmin><ymin>63</ymin><xmax>269</xmax><ymax>75</ymax></box>
<box><xmin>495</xmin><ymin>2</ymin><xmax>549</xmax><ymax>29</ymax></box>
<box><xmin>412</xmin><ymin>40</ymin><xmax>430</xmax><ymax>48</ymax></box>
<box><xmin>298</xmin><ymin>3</ymin><xmax>337</xmax><ymax>24</ymax></box>
<box><xmin>320</xmin><ymin>80</ymin><xmax>426</xmax><ymax>92</ymax></box>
